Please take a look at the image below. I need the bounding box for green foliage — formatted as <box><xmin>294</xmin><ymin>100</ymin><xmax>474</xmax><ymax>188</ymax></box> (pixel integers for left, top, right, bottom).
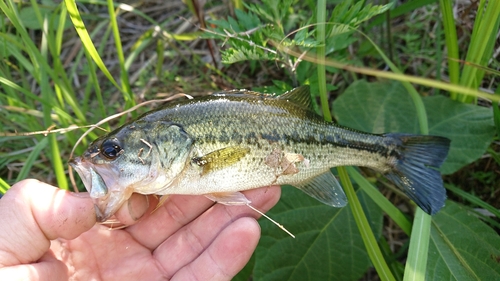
<box><xmin>205</xmin><ymin>0</ymin><xmax>391</xmax><ymax>74</ymax></box>
<box><xmin>457</xmin><ymin>0</ymin><xmax>500</xmax><ymax>103</ymax></box>
<box><xmin>254</xmin><ymin>186</ymin><xmax>383</xmax><ymax>281</ymax></box>
<box><xmin>332</xmin><ymin>80</ymin><xmax>496</xmax><ymax>175</ymax></box>
<box><xmin>428</xmin><ymin>201</ymin><xmax>500</xmax><ymax>280</ymax></box>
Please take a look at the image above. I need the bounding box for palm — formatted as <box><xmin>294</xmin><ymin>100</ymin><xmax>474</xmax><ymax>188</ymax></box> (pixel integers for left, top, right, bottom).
<box><xmin>50</xmin><ymin>187</ymin><xmax>281</xmax><ymax>281</ymax></box>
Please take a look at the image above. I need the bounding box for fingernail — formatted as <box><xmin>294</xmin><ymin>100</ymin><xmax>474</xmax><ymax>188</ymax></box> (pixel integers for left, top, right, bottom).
<box><xmin>128</xmin><ymin>193</ymin><xmax>149</xmax><ymax>221</ymax></box>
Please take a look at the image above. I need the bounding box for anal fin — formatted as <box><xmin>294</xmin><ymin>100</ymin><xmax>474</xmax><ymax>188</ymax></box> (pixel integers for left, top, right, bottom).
<box><xmin>295</xmin><ymin>171</ymin><xmax>347</xmax><ymax>207</ymax></box>
<box><xmin>205</xmin><ymin>192</ymin><xmax>252</xmax><ymax>206</ymax></box>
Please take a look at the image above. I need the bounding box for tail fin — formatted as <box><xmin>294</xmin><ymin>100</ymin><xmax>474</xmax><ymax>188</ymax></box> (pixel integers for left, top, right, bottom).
<box><xmin>383</xmin><ymin>133</ymin><xmax>450</xmax><ymax>215</ymax></box>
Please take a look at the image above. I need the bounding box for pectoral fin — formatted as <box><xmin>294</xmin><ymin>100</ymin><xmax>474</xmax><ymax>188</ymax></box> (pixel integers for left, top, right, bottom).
<box><xmin>192</xmin><ymin>146</ymin><xmax>250</xmax><ymax>175</ymax></box>
<box><xmin>295</xmin><ymin>171</ymin><xmax>347</xmax><ymax>207</ymax></box>
<box><xmin>205</xmin><ymin>192</ymin><xmax>251</xmax><ymax>205</ymax></box>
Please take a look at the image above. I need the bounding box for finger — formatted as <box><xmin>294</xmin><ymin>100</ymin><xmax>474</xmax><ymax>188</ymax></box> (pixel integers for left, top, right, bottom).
<box><xmin>113</xmin><ymin>193</ymin><xmax>153</xmax><ymax>226</ymax></box>
<box><xmin>0</xmin><ymin>253</ymin><xmax>67</xmax><ymax>281</ymax></box>
<box><xmin>128</xmin><ymin>186</ymin><xmax>281</xmax><ymax>251</ymax></box>
<box><xmin>171</xmin><ymin>217</ymin><xmax>260</xmax><ymax>281</ymax></box>
<box><xmin>0</xmin><ymin>179</ymin><xmax>96</xmax><ymax>267</ymax></box>
<box><xmin>125</xmin><ymin>194</ymin><xmax>215</xmax><ymax>250</ymax></box>
<box><xmin>153</xmin><ymin>186</ymin><xmax>280</xmax><ymax>279</ymax></box>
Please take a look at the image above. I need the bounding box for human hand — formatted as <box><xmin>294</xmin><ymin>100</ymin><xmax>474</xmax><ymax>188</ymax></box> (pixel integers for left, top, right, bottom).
<box><xmin>0</xmin><ymin>179</ymin><xmax>281</xmax><ymax>280</ymax></box>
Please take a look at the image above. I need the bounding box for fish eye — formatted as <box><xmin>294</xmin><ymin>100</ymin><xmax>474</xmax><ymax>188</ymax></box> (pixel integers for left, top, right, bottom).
<box><xmin>100</xmin><ymin>138</ymin><xmax>122</xmax><ymax>160</ymax></box>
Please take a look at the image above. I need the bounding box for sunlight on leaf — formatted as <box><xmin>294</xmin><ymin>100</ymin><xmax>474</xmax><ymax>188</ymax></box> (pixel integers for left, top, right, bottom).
<box><xmin>428</xmin><ymin>201</ymin><xmax>500</xmax><ymax>280</ymax></box>
<box><xmin>254</xmin><ymin>186</ymin><xmax>383</xmax><ymax>281</ymax></box>
<box><xmin>332</xmin><ymin>80</ymin><xmax>495</xmax><ymax>175</ymax></box>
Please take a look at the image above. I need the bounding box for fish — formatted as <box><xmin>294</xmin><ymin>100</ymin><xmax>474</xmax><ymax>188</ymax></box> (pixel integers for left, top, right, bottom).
<box><xmin>70</xmin><ymin>86</ymin><xmax>451</xmax><ymax>222</ymax></box>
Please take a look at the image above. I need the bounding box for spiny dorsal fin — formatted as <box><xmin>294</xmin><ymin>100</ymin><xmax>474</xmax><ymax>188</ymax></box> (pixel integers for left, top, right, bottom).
<box><xmin>278</xmin><ymin>86</ymin><xmax>313</xmax><ymax>110</ymax></box>
<box><xmin>192</xmin><ymin>146</ymin><xmax>250</xmax><ymax>175</ymax></box>
<box><xmin>294</xmin><ymin>171</ymin><xmax>347</xmax><ymax>207</ymax></box>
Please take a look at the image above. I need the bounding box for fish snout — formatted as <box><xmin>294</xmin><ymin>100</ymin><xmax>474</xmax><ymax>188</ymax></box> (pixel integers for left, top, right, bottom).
<box><xmin>69</xmin><ymin>157</ymin><xmax>115</xmax><ymax>221</ymax></box>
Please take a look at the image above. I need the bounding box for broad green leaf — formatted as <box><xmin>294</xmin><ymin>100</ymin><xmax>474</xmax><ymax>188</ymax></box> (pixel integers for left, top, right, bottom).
<box><xmin>424</xmin><ymin>95</ymin><xmax>495</xmax><ymax>174</ymax></box>
<box><xmin>332</xmin><ymin>80</ymin><xmax>418</xmax><ymax>134</ymax></box>
<box><xmin>332</xmin><ymin>80</ymin><xmax>495</xmax><ymax>175</ymax></box>
<box><xmin>253</xmin><ymin>186</ymin><xmax>383</xmax><ymax>281</ymax></box>
<box><xmin>17</xmin><ymin>5</ymin><xmax>71</xmax><ymax>31</ymax></box>
<box><xmin>427</xmin><ymin>201</ymin><xmax>500</xmax><ymax>280</ymax></box>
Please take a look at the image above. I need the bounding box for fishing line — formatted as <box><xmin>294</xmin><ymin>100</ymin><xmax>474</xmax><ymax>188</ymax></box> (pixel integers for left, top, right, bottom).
<box><xmin>246</xmin><ymin>203</ymin><xmax>295</xmax><ymax>238</ymax></box>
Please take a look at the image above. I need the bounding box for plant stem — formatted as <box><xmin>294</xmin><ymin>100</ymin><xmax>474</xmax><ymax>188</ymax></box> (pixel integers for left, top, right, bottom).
<box><xmin>403</xmin><ymin>210</ymin><xmax>430</xmax><ymax>281</ymax></box>
<box><xmin>316</xmin><ymin>0</ymin><xmax>394</xmax><ymax>280</ymax></box>
<box><xmin>339</xmin><ymin>167</ymin><xmax>396</xmax><ymax>281</ymax></box>
<box><xmin>438</xmin><ymin>0</ymin><xmax>460</xmax><ymax>100</ymax></box>
<box><xmin>316</xmin><ymin>0</ymin><xmax>331</xmax><ymax>122</ymax></box>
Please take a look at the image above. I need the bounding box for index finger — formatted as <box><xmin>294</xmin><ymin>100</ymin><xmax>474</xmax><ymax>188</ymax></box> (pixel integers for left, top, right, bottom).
<box><xmin>126</xmin><ymin>186</ymin><xmax>281</xmax><ymax>251</ymax></box>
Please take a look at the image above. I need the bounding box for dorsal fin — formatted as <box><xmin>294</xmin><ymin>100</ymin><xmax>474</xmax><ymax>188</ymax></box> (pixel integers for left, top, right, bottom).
<box><xmin>212</xmin><ymin>89</ymin><xmax>273</xmax><ymax>99</ymax></box>
<box><xmin>277</xmin><ymin>86</ymin><xmax>313</xmax><ymax>110</ymax></box>
<box><xmin>212</xmin><ymin>86</ymin><xmax>313</xmax><ymax>110</ymax></box>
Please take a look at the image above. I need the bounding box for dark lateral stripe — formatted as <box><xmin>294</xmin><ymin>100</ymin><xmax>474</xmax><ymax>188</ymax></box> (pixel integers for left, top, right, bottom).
<box><xmin>196</xmin><ymin>129</ymin><xmax>396</xmax><ymax>160</ymax></box>
<box><xmin>258</xmin><ymin>130</ymin><xmax>393</xmax><ymax>158</ymax></box>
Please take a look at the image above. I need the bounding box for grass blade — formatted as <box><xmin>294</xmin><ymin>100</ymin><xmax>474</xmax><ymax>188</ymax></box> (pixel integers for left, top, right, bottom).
<box><xmin>316</xmin><ymin>0</ymin><xmax>332</xmax><ymax>122</ymax></box>
<box><xmin>16</xmin><ymin>138</ymin><xmax>48</xmax><ymax>182</ymax></box>
<box><xmin>63</xmin><ymin>0</ymin><xmax>122</xmax><ymax>91</ymax></box>
<box><xmin>445</xmin><ymin>184</ymin><xmax>500</xmax><ymax>218</ymax></box>
<box><xmin>106</xmin><ymin>0</ymin><xmax>135</xmax><ymax>109</ymax></box>
<box><xmin>359</xmin><ymin>20</ymin><xmax>433</xmax><ymax>281</ymax></box>
<box><xmin>0</xmin><ymin>177</ymin><xmax>10</xmax><ymax>194</ymax></box>
<box><xmin>403</xmin><ymin>210</ymin><xmax>431</xmax><ymax>281</ymax></box>
<box><xmin>347</xmin><ymin>167</ymin><xmax>412</xmax><ymax>235</ymax></box>
<box><xmin>40</xmin><ymin>14</ymin><xmax>68</xmax><ymax>189</ymax></box>
<box><xmin>317</xmin><ymin>1</ymin><xmax>394</xmax><ymax>280</ymax></box>
<box><xmin>438</xmin><ymin>0</ymin><xmax>460</xmax><ymax>100</ymax></box>
<box><xmin>459</xmin><ymin>0</ymin><xmax>500</xmax><ymax>103</ymax></box>
<box><xmin>339</xmin><ymin>167</ymin><xmax>396</xmax><ymax>281</ymax></box>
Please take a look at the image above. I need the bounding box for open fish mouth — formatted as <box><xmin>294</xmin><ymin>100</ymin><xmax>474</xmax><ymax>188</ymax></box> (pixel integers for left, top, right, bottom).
<box><xmin>70</xmin><ymin>157</ymin><xmax>111</xmax><ymax>221</ymax></box>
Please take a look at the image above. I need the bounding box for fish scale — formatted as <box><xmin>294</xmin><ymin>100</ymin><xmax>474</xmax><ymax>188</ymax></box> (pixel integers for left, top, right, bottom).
<box><xmin>71</xmin><ymin>86</ymin><xmax>451</xmax><ymax>221</ymax></box>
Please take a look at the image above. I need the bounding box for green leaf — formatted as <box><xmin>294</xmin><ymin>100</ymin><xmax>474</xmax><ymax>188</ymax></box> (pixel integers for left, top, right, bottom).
<box><xmin>424</xmin><ymin>95</ymin><xmax>495</xmax><ymax>174</ymax></box>
<box><xmin>332</xmin><ymin>80</ymin><xmax>495</xmax><ymax>175</ymax></box>
<box><xmin>427</xmin><ymin>201</ymin><xmax>500</xmax><ymax>280</ymax></box>
<box><xmin>18</xmin><ymin>5</ymin><xmax>70</xmax><ymax>30</ymax></box>
<box><xmin>253</xmin><ymin>186</ymin><xmax>383</xmax><ymax>281</ymax></box>
<box><xmin>234</xmin><ymin>8</ymin><xmax>262</xmax><ymax>30</ymax></box>
<box><xmin>493</xmin><ymin>102</ymin><xmax>500</xmax><ymax>137</ymax></box>
<box><xmin>221</xmin><ymin>47</ymin><xmax>275</xmax><ymax>64</ymax></box>
<box><xmin>329</xmin><ymin>2</ymin><xmax>392</xmax><ymax>34</ymax></box>
<box><xmin>332</xmin><ymin>80</ymin><xmax>419</xmax><ymax>134</ymax></box>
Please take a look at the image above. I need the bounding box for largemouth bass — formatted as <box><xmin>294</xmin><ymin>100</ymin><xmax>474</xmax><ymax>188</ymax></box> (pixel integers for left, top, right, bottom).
<box><xmin>70</xmin><ymin>86</ymin><xmax>450</xmax><ymax>221</ymax></box>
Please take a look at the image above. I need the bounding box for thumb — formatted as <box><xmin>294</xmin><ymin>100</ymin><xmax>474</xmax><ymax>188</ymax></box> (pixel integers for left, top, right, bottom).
<box><xmin>0</xmin><ymin>179</ymin><xmax>96</xmax><ymax>267</ymax></box>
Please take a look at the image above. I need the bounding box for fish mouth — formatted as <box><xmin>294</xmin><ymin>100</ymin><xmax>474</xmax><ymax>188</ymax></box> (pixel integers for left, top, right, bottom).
<box><xmin>70</xmin><ymin>157</ymin><xmax>112</xmax><ymax>222</ymax></box>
